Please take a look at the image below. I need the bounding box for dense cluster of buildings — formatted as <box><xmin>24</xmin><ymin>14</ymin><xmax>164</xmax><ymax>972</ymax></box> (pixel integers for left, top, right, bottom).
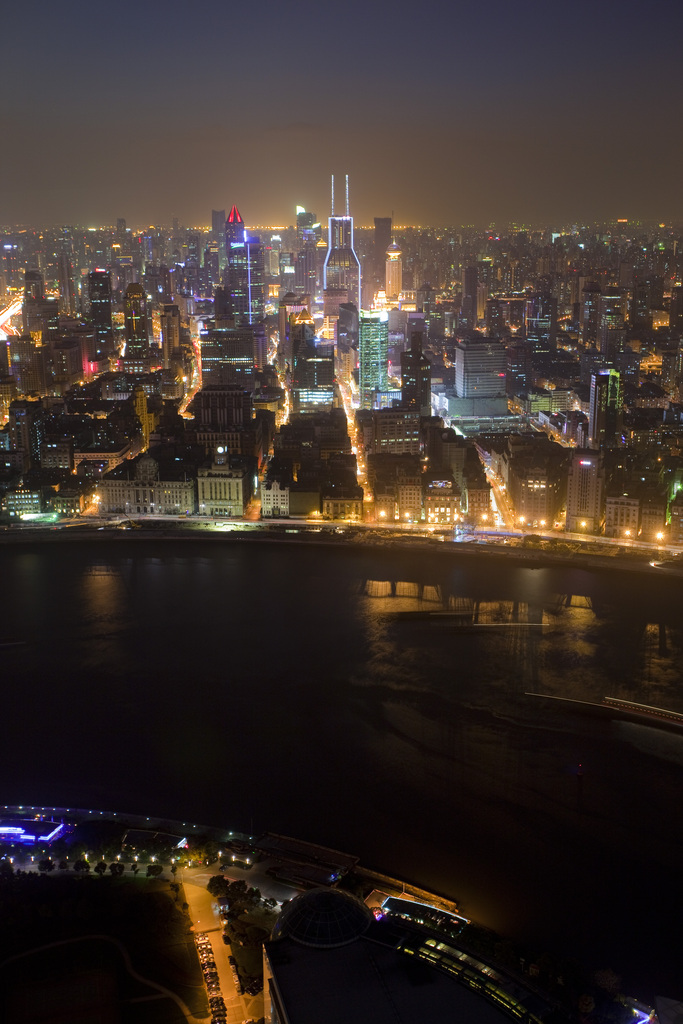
<box><xmin>3</xmin><ymin>197</ymin><xmax>683</xmax><ymax>540</ymax></box>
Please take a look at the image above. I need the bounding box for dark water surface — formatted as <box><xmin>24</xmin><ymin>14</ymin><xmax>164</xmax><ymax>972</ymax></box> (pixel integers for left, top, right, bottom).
<box><xmin>2</xmin><ymin>538</ymin><xmax>683</xmax><ymax>999</ymax></box>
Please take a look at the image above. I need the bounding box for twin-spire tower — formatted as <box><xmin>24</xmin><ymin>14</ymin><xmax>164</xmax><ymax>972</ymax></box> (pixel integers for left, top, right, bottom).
<box><xmin>323</xmin><ymin>173</ymin><xmax>361</xmax><ymax>311</ymax></box>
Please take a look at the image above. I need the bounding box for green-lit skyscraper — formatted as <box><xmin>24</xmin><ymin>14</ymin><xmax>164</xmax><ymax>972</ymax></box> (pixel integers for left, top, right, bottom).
<box><xmin>359</xmin><ymin>310</ymin><xmax>388</xmax><ymax>410</ymax></box>
<box><xmin>588</xmin><ymin>368</ymin><xmax>622</xmax><ymax>449</ymax></box>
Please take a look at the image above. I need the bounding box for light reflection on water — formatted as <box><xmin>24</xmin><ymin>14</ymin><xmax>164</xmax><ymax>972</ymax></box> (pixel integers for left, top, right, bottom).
<box><xmin>1</xmin><ymin>540</ymin><xmax>683</xmax><ymax>997</ymax></box>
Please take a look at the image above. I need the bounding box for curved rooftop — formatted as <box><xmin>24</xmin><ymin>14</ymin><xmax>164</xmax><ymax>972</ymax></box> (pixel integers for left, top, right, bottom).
<box><xmin>272</xmin><ymin>887</ymin><xmax>372</xmax><ymax>948</ymax></box>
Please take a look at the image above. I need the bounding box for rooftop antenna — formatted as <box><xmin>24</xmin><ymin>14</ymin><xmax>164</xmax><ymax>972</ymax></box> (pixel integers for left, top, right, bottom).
<box><xmin>331</xmin><ymin>174</ymin><xmax>335</xmax><ymax>216</ymax></box>
<box><xmin>345</xmin><ymin>174</ymin><xmax>350</xmax><ymax>216</ymax></box>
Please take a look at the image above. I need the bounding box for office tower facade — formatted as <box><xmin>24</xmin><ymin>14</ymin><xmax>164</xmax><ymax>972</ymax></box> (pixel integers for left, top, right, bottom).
<box><xmin>359</xmin><ymin>310</ymin><xmax>389</xmax><ymax>410</ymax></box>
<box><xmin>193</xmin><ymin>384</ymin><xmax>253</xmax><ymax>428</ymax></box>
<box><xmin>200</xmin><ymin>318</ymin><xmax>255</xmax><ymax>387</ymax></box>
<box><xmin>506</xmin><ymin>338</ymin><xmax>532</xmax><ymax>395</ymax></box>
<box><xmin>460</xmin><ymin>265</ymin><xmax>479</xmax><ymax>329</ymax></box>
<box><xmin>8</xmin><ymin>337</ymin><xmax>50</xmax><ymax>396</ymax></box>
<box><xmin>400</xmin><ymin>329</ymin><xmax>431</xmax><ymax>415</ymax></box>
<box><xmin>588</xmin><ymin>368</ymin><xmax>622</xmax><ymax>449</ymax></box>
<box><xmin>597</xmin><ymin>289</ymin><xmax>625</xmax><ymax>354</ymax></box>
<box><xmin>291</xmin><ymin>314</ymin><xmax>335</xmax><ymax>413</ymax></box>
<box><xmin>385</xmin><ymin>243</ymin><xmax>402</xmax><ymax>299</ymax></box>
<box><xmin>278</xmin><ymin>293</ymin><xmax>310</xmax><ymax>373</ymax></box>
<box><xmin>88</xmin><ymin>270</ymin><xmax>113</xmax><ymax>360</ymax></box>
<box><xmin>24</xmin><ymin>270</ymin><xmax>44</xmax><ymax>301</ymax></box>
<box><xmin>296</xmin><ymin>206</ymin><xmax>317</xmax><ymax>241</ymax></box>
<box><xmin>160</xmin><ymin>304</ymin><xmax>181</xmax><ymax>367</ymax></box>
<box><xmin>123</xmin><ymin>282</ymin><xmax>149</xmax><ymax>361</ymax></box>
<box><xmin>295</xmin><ymin>239</ymin><xmax>318</xmax><ymax>298</ymax></box>
<box><xmin>524</xmin><ymin>292</ymin><xmax>557</xmax><ymax>356</ymax></box>
<box><xmin>23</xmin><ymin>270</ymin><xmax>58</xmax><ymax>345</ymax></box>
<box><xmin>566</xmin><ymin>451</ymin><xmax>604</xmax><ymax>533</ymax></box>
<box><xmin>212</xmin><ymin>209</ymin><xmax>226</xmax><ymax>268</ymax></box>
<box><xmin>57</xmin><ymin>252</ymin><xmax>76</xmax><ymax>316</ymax></box>
<box><xmin>580</xmin><ymin>282</ymin><xmax>602</xmax><ymax>345</ymax></box>
<box><xmin>454</xmin><ymin>337</ymin><xmax>506</xmax><ymax>398</ymax></box>
<box><xmin>324</xmin><ymin>175</ymin><xmax>361</xmax><ymax>312</ymax></box>
<box><xmin>224</xmin><ymin>205</ymin><xmax>264</xmax><ymax>325</ymax></box>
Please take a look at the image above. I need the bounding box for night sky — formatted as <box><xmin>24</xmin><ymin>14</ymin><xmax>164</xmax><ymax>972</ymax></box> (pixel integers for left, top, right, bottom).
<box><xmin>2</xmin><ymin>0</ymin><xmax>682</xmax><ymax>228</ymax></box>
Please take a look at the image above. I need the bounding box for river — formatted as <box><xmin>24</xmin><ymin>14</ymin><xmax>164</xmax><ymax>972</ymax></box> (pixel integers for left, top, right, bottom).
<box><xmin>1</xmin><ymin>537</ymin><xmax>682</xmax><ymax>1000</ymax></box>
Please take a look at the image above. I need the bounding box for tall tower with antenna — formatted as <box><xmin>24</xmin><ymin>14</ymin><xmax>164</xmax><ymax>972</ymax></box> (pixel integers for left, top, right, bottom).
<box><xmin>323</xmin><ymin>173</ymin><xmax>361</xmax><ymax>310</ymax></box>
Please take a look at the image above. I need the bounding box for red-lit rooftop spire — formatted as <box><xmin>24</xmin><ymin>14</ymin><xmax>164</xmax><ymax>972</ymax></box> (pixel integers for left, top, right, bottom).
<box><xmin>227</xmin><ymin>205</ymin><xmax>243</xmax><ymax>224</ymax></box>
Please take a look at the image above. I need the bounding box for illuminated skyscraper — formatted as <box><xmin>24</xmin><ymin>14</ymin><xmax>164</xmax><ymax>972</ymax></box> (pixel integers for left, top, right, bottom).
<box><xmin>324</xmin><ymin>175</ymin><xmax>361</xmax><ymax>312</ymax></box>
<box><xmin>359</xmin><ymin>310</ymin><xmax>388</xmax><ymax>410</ymax></box>
<box><xmin>566</xmin><ymin>451</ymin><xmax>604</xmax><ymax>533</ymax></box>
<box><xmin>597</xmin><ymin>289</ymin><xmax>625</xmax><ymax>356</ymax></box>
<box><xmin>88</xmin><ymin>270</ymin><xmax>113</xmax><ymax>360</ymax></box>
<box><xmin>224</xmin><ymin>205</ymin><xmax>264</xmax><ymax>325</ymax></box>
<box><xmin>385</xmin><ymin>243</ymin><xmax>402</xmax><ymax>300</ymax></box>
<box><xmin>588</xmin><ymin>368</ymin><xmax>622</xmax><ymax>449</ymax></box>
<box><xmin>160</xmin><ymin>304</ymin><xmax>181</xmax><ymax>368</ymax></box>
<box><xmin>123</xmin><ymin>282</ymin><xmax>148</xmax><ymax>361</ymax></box>
<box><xmin>524</xmin><ymin>292</ymin><xmax>557</xmax><ymax>356</ymax></box>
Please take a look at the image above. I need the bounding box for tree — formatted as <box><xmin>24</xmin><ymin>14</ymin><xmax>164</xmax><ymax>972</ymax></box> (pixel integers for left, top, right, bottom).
<box><xmin>38</xmin><ymin>859</ymin><xmax>54</xmax><ymax>873</ymax></box>
<box><xmin>207</xmin><ymin>875</ymin><xmax>231</xmax><ymax>899</ymax></box>
<box><xmin>58</xmin><ymin>860</ymin><xmax>68</xmax><ymax>870</ymax></box>
<box><xmin>94</xmin><ymin>862</ymin><xmax>108</xmax><ymax>877</ymax></box>
<box><xmin>146</xmin><ymin>864</ymin><xmax>163</xmax><ymax>878</ymax></box>
<box><xmin>109</xmin><ymin>862</ymin><xmax>124</xmax><ymax>877</ymax></box>
<box><xmin>73</xmin><ymin>860</ymin><xmax>90</xmax><ymax>873</ymax></box>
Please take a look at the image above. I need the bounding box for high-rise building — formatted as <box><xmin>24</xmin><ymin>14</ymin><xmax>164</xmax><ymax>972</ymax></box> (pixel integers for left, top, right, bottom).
<box><xmin>588</xmin><ymin>368</ymin><xmax>622</xmax><ymax>449</ymax></box>
<box><xmin>566</xmin><ymin>451</ymin><xmax>604</xmax><ymax>533</ymax></box>
<box><xmin>296</xmin><ymin>206</ymin><xmax>317</xmax><ymax>242</ymax></box>
<box><xmin>160</xmin><ymin>304</ymin><xmax>181</xmax><ymax>368</ymax></box>
<box><xmin>506</xmin><ymin>338</ymin><xmax>532</xmax><ymax>395</ymax></box>
<box><xmin>597</xmin><ymin>289</ymin><xmax>625</xmax><ymax>354</ymax></box>
<box><xmin>224</xmin><ymin>205</ymin><xmax>264</xmax><ymax>325</ymax></box>
<box><xmin>192</xmin><ymin>384</ymin><xmax>253</xmax><ymax>428</ymax></box>
<box><xmin>278</xmin><ymin>293</ymin><xmax>311</xmax><ymax>373</ymax></box>
<box><xmin>200</xmin><ymin>317</ymin><xmax>255</xmax><ymax>387</ymax></box>
<box><xmin>324</xmin><ymin>175</ymin><xmax>361</xmax><ymax>312</ymax></box>
<box><xmin>123</xmin><ymin>282</ymin><xmax>149</xmax><ymax>362</ymax></box>
<box><xmin>359</xmin><ymin>310</ymin><xmax>388</xmax><ymax>409</ymax></box>
<box><xmin>460</xmin><ymin>266</ymin><xmax>478</xmax><ymax>329</ymax></box>
<box><xmin>291</xmin><ymin>312</ymin><xmax>335</xmax><ymax>413</ymax></box>
<box><xmin>212</xmin><ymin>209</ymin><xmax>226</xmax><ymax>269</ymax></box>
<box><xmin>385</xmin><ymin>243</ymin><xmax>403</xmax><ymax>300</ymax></box>
<box><xmin>88</xmin><ymin>270</ymin><xmax>113</xmax><ymax>361</ymax></box>
<box><xmin>524</xmin><ymin>292</ymin><xmax>557</xmax><ymax>356</ymax></box>
<box><xmin>580</xmin><ymin>282</ymin><xmax>602</xmax><ymax>345</ymax></box>
<box><xmin>400</xmin><ymin>329</ymin><xmax>431</xmax><ymax>415</ymax></box>
<box><xmin>57</xmin><ymin>252</ymin><xmax>76</xmax><ymax>316</ymax></box>
<box><xmin>454</xmin><ymin>337</ymin><xmax>506</xmax><ymax>398</ymax></box>
<box><xmin>24</xmin><ymin>270</ymin><xmax>44</xmax><ymax>301</ymax></box>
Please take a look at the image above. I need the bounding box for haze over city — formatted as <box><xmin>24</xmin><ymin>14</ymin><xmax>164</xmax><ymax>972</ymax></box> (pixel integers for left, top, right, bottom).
<box><xmin>3</xmin><ymin>1</ymin><xmax>683</xmax><ymax>1021</ymax></box>
<box><xmin>3</xmin><ymin>0</ymin><xmax>683</xmax><ymax>227</ymax></box>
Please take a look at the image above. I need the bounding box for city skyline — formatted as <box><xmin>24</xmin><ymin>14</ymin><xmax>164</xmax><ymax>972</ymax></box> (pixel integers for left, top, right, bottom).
<box><xmin>2</xmin><ymin>0</ymin><xmax>683</xmax><ymax>227</ymax></box>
